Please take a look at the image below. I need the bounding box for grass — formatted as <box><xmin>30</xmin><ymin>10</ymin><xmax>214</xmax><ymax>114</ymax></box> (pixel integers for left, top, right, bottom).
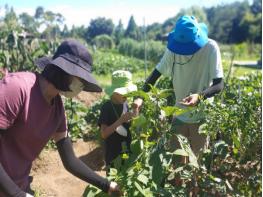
<box><xmin>231</xmin><ymin>66</ymin><xmax>261</xmax><ymax>76</ymax></box>
<box><xmin>94</xmin><ymin>71</ymin><xmax>150</xmax><ymax>90</ymax></box>
<box><xmin>223</xmin><ymin>58</ymin><xmax>261</xmax><ymax>77</ymax></box>
<box><xmin>93</xmin><ymin>74</ymin><xmax>111</xmax><ymax>89</ymax></box>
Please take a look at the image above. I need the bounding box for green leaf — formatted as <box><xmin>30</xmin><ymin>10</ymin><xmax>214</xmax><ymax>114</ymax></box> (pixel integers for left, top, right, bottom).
<box><xmin>83</xmin><ymin>185</ymin><xmax>105</xmax><ymax>197</ymax></box>
<box><xmin>209</xmin><ymin>175</ymin><xmax>222</xmax><ymax>183</ymax></box>
<box><xmin>161</xmin><ymin>106</ymin><xmax>191</xmax><ymax>117</ymax></box>
<box><xmin>149</xmin><ymin>149</ymin><xmax>165</xmax><ymax>185</ymax></box>
<box><xmin>158</xmin><ymin>89</ymin><xmax>174</xmax><ymax>99</ymax></box>
<box><xmin>134</xmin><ymin>181</ymin><xmax>145</xmax><ymax>196</ymax></box>
<box><xmin>132</xmin><ymin>115</ymin><xmax>147</xmax><ymax>128</ymax></box>
<box><xmin>140</xmin><ymin>140</ymin><xmax>144</xmax><ymax>150</ymax></box>
<box><xmin>108</xmin><ymin>168</ymin><xmax>118</xmax><ymax>176</ymax></box>
<box><xmin>225</xmin><ymin>179</ymin><xmax>233</xmax><ymax>191</ymax></box>
<box><xmin>176</xmin><ymin>135</ymin><xmax>198</xmax><ymax>168</ymax></box>
<box><xmin>214</xmin><ymin>140</ymin><xmax>229</xmax><ymax>159</ymax></box>
<box><xmin>126</xmin><ymin>90</ymin><xmax>150</xmax><ymax>102</ymax></box>
<box><xmin>173</xmin><ymin>149</ymin><xmax>189</xmax><ymax>157</ymax></box>
<box><xmin>175</xmin><ymin>166</ymin><xmax>184</xmax><ymax>173</ymax></box>
<box><xmin>233</xmin><ymin>148</ymin><xmax>238</xmax><ymax>155</ymax></box>
<box><xmin>122</xmin><ymin>153</ymin><xmax>129</xmax><ymax>160</ymax></box>
<box><xmin>167</xmin><ymin>171</ymin><xmax>175</xmax><ymax>180</ymax></box>
<box><xmin>137</xmin><ymin>174</ymin><xmax>149</xmax><ymax>185</ymax></box>
<box><xmin>130</xmin><ymin>139</ymin><xmax>141</xmax><ymax>156</ymax></box>
<box><xmin>143</xmin><ymin>188</ymin><xmax>154</xmax><ymax>197</ymax></box>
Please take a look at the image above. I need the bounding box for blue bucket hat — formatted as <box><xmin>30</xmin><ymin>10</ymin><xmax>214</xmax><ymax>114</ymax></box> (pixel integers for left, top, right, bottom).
<box><xmin>167</xmin><ymin>15</ymin><xmax>208</xmax><ymax>55</ymax></box>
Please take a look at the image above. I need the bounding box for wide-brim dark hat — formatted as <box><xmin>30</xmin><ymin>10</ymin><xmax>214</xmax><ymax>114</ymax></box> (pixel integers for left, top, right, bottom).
<box><xmin>35</xmin><ymin>39</ymin><xmax>102</xmax><ymax>92</ymax></box>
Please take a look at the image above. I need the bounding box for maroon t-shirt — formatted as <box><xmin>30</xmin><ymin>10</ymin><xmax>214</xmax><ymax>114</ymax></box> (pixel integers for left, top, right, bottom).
<box><xmin>0</xmin><ymin>72</ymin><xmax>67</xmax><ymax>190</ymax></box>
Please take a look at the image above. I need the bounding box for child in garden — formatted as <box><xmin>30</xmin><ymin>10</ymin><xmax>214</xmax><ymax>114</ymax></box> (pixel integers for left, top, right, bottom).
<box><xmin>98</xmin><ymin>70</ymin><xmax>139</xmax><ymax>170</ymax></box>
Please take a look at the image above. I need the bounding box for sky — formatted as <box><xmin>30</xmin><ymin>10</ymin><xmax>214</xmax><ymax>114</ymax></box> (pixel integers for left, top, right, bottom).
<box><xmin>0</xmin><ymin>0</ymin><xmax>250</xmax><ymax>28</ymax></box>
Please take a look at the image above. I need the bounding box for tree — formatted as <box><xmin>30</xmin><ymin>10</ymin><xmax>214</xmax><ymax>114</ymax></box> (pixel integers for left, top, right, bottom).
<box><xmin>61</xmin><ymin>24</ymin><xmax>70</xmax><ymax>37</ymax></box>
<box><xmin>178</xmin><ymin>6</ymin><xmax>208</xmax><ymax>24</ymax></box>
<box><xmin>162</xmin><ymin>16</ymin><xmax>178</xmax><ymax>35</ymax></box>
<box><xmin>34</xmin><ymin>8</ymin><xmax>65</xmax><ymax>40</ymax></box>
<box><xmin>146</xmin><ymin>22</ymin><xmax>162</xmax><ymax>40</ymax></box>
<box><xmin>206</xmin><ymin>3</ymin><xmax>240</xmax><ymax>43</ymax></box>
<box><xmin>239</xmin><ymin>10</ymin><xmax>262</xmax><ymax>43</ymax></box>
<box><xmin>205</xmin><ymin>1</ymin><xmax>261</xmax><ymax>43</ymax></box>
<box><xmin>124</xmin><ymin>16</ymin><xmax>139</xmax><ymax>40</ymax></box>
<box><xmin>250</xmin><ymin>0</ymin><xmax>262</xmax><ymax>43</ymax></box>
<box><xmin>19</xmin><ymin>12</ymin><xmax>37</xmax><ymax>33</ymax></box>
<box><xmin>4</xmin><ymin>6</ymin><xmax>20</xmax><ymax>31</ymax></box>
<box><xmin>86</xmin><ymin>17</ymin><xmax>114</xmax><ymax>41</ymax></box>
<box><xmin>229</xmin><ymin>1</ymin><xmax>250</xmax><ymax>43</ymax></box>
<box><xmin>70</xmin><ymin>25</ymin><xmax>86</xmax><ymax>39</ymax></box>
<box><xmin>34</xmin><ymin>6</ymin><xmax>44</xmax><ymax>19</ymax></box>
<box><xmin>114</xmin><ymin>19</ymin><xmax>124</xmax><ymax>45</ymax></box>
<box><xmin>251</xmin><ymin>0</ymin><xmax>262</xmax><ymax>15</ymax></box>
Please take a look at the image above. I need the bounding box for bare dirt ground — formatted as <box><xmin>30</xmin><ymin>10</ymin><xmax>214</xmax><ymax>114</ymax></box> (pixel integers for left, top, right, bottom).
<box><xmin>76</xmin><ymin>91</ymin><xmax>104</xmax><ymax>106</ymax></box>
<box><xmin>31</xmin><ymin>92</ymin><xmax>106</xmax><ymax>197</ymax></box>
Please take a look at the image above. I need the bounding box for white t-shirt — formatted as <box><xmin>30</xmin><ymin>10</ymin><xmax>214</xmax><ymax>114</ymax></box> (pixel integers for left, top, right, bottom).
<box><xmin>156</xmin><ymin>39</ymin><xmax>224</xmax><ymax>123</ymax></box>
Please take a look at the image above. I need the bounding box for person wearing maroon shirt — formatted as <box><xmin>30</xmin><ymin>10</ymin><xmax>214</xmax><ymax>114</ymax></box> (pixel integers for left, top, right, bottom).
<box><xmin>0</xmin><ymin>39</ymin><xmax>121</xmax><ymax>197</ymax></box>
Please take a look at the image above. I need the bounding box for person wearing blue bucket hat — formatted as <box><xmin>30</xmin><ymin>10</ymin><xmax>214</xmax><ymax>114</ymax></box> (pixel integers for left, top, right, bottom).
<box><xmin>0</xmin><ymin>39</ymin><xmax>121</xmax><ymax>196</ymax></box>
<box><xmin>134</xmin><ymin>15</ymin><xmax>224</xmax><ymax>156</ymax></box>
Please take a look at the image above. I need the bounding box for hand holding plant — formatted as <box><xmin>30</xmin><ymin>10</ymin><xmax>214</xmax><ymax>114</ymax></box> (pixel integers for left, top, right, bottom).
<box><xmin>131</xmin><ymin>98</ymin><xmax>143</xmax><ymax>116</ymax></box>
<box><xmin>180</xmin><ymin>93</ymin><xmax>200</xmax><ymax>106</ymax></box>
<box><xmin>108</xmin><ymin>181</ymin><xmax>122</xmax><ymax>196</ymax></box>
<box><xmin>119</xmin><ymin>112</ymin><xmax>135</xmax><ymax>123</ymax></box>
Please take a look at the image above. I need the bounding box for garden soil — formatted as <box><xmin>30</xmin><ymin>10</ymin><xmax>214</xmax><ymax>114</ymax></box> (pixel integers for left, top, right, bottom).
<box><xmin>31</xmin><ymin>91</ymin><xmax>106</xmax><ymax>197</ymax></box>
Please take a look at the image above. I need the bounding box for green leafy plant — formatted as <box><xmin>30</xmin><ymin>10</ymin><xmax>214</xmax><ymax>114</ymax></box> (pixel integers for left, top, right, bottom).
<box><xmin>83</xmin><ymin>73</ymin><xmax>261</xmax><ymax>196</ymax></box>
<box><xmin>92</xmin><ymin>50</ymin><xmax>154</xmax><ymax>75</ymax></box>
<box><xmin>0</xmin><ymin>31</ymin><xmax>59</xmax><ymax>72</ymax></box>
<box><xmin>64</xmin><ymin>98</ymin><xmax>90</xmax><ymax>142</ymax></box>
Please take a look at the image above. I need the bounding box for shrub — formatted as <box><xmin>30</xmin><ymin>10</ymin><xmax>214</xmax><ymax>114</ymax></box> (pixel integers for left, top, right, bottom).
<box><xmin>220</xmin><ymin>42</ymin><xmax>261</xmax><ymax>60</ymax></box>
<box><xmin>118</xmin><ymin>38</ymin><xmax>138</xmax><ymax>57</ymax></box>
<box><xmin>118</xmin><ymin>38</ymin><xmax>165</xmax><ymax>64</ymax></box>
<box><xmin>92</xmin><ymin>50</ymin><xmax>154</xmax><ymax>75</ymax></box>
<box><xmin>93</xmin><ymin>34</ymin><xmax>115</xmax><ymax>49</ymax></box>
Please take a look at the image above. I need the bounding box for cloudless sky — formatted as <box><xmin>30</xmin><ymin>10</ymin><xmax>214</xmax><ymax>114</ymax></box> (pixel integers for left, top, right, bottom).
<box><xmin>0</xmin><ymin>0</ymin><xmax>250</xmax><ymax>28</ymax></box>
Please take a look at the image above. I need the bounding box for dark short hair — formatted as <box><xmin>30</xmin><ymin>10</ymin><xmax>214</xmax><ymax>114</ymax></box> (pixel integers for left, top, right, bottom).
<box><xmin>41</xmin><ymin>64</ymin><xmax>71</xmax><ymax>91</ymax></box>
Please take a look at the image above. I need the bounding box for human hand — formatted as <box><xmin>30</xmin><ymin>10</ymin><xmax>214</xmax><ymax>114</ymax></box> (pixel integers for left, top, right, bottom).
<box><xmin>119</xmin><ymin>112</ymin><xmax>135</xmax><ymax>123</ymax></box>
<box><xmin>133</xmin><ymin>98</ymin><xmax>143</xmax><ymax>108</ymax></box>
<box><xmin>108</xmin><ymin>181</ymin><xmax>122</xmax><ymax>196</ymax></box>
<box><xmin>132</xmin><ymin>98</ymin><xmax>143</xmax><ymax>116</ymax></box>
<box><xmin>26</xmin><ymin>193</ymin><xmax>34</xmax><ymax>197</ymax></box>
<box><xmin>180</xmin><ymin>94</ymin><xmax>200</xmax><ymax>106</ymax></box>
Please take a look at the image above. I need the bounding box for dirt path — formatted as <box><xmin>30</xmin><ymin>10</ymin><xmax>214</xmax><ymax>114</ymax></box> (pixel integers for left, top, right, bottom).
<box><xmin>31</xmin><ymin>140</ymin><xmax>106</xmax><ymax>197</ymax></box>
<box><xmin>31</xmin><ymin>91</ymin><xmax>106</xmax><ymax>197</ymax></box>
<box><xmin>76</xmin><ymin>91</ymin><xmax>104</xmax><ymax>106</ymax></box>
